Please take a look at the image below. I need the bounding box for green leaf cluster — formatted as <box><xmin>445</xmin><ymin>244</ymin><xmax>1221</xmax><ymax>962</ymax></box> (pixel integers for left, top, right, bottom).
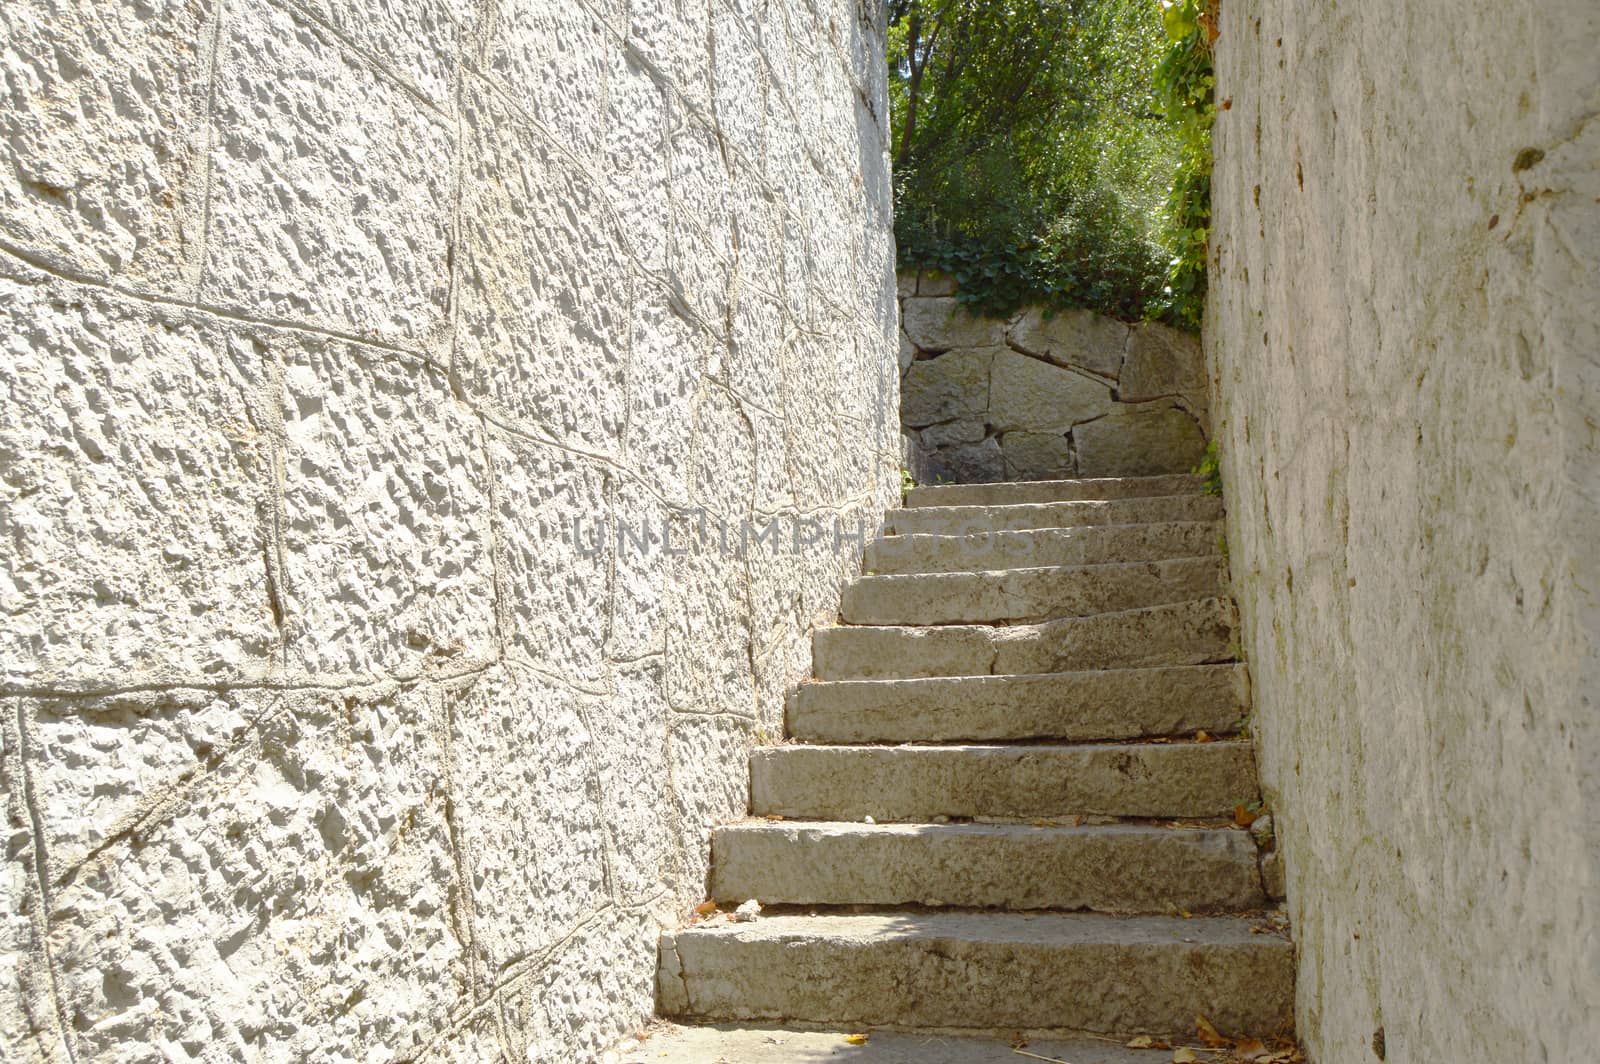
<box><xmin>1148</xmin><ymin>0</ymin><xmax>1216</xmax><ymax>328</ymax></box>
<box><xmin>888</xmin><ymin>0</ymin><xmax>1213</xmax><ymax>328</ymax></box>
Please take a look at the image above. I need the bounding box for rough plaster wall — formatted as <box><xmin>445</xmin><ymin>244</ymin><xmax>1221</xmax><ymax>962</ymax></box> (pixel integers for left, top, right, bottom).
<box><xmin>1206</xmin><ymin>1</ymin><xmax>1600</xmax><ymax>1060</ymax></box>
<box><xmin>0</xmin><ymin>0</ymin><xmax>900</xmax><ymax>1059</ymax></box>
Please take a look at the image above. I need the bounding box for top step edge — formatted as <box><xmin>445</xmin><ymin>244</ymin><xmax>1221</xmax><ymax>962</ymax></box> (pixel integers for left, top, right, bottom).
<box><xmin>905</xmin><ymin>474</ymin><xmax>1206</xmax><ymax>508</ymax></box>
<box><xmin>716</xmin><ymin>818</ymin><xmax>1247</xmax><ymax>837</ymax></box>
<box><xmin>896</xmin><ymin>492</ymin><xmax>1214</xmax><ymax>516</ymax></box>
<box><xmin>873</xmin><ymin>519</ymin><xmax>1224</xmax><ymax>542</ymax></box>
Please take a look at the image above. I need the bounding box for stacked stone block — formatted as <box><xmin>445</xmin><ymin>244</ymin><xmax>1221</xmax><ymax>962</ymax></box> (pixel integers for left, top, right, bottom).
<box><xmin>897</xmin><ymin>271</ymin><xmax>1210</xmax><ymax>484</ymax></box>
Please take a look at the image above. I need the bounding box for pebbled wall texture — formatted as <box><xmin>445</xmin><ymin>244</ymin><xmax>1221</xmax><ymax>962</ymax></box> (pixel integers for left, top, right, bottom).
<box><xmin>1207</xmin><ymin>1</ymin><xmax>1600</xmax><ymax>1060</ymax></box>
<box><xmin>895</xmin><ymin>271</ymin><xmax>1210</xmax><ymax>485</ymax></box>
<box><xmin>0</xmin><ymin>0</ymin><xmax>900</xmax><ymax>1060</ymax></box>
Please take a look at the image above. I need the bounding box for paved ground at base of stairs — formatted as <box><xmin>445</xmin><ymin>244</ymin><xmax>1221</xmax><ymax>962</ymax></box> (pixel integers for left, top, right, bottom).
<box><xmin>623</xmin><ymin>1023</ymin><xmax>1169</xmax><ymax>1063</ymax></box>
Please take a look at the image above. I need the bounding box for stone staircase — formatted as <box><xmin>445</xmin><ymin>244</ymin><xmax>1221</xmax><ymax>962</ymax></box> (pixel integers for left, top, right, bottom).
<box><xmin>656</xmin><ymin>474</ymin><xmax>1293</xmax><ymax>1041</ymax></box>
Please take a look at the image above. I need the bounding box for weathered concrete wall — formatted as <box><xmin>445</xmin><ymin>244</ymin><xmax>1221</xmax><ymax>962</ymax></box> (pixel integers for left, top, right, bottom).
<box><xmin>896</xmin><ymin>272</ymin><xmax>1209</xmax><ymax>484</ymax></box>
<box><xmin>0</xmin><ymin>0</ymin><xmax>899</xmax><ymax>1060</ymax></box>
<box><xmin>1207</xmin><ymin>1</ymin><xmax>1600</xmax><ymax>1059</ymax></box>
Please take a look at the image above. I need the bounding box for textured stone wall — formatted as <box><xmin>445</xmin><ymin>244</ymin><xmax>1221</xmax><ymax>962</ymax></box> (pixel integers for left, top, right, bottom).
<box><xmin>896</xmin><ymin>272</ymin><xmax>1209</xmax><ymax>484</ymax></box>
<box><xmin>0</xmin><ymin>0</ymin><xmax>899</xmax><ymax>1060</ymax></box>
<box><xmin>1207</xmin><ymin>1</ymin><xmax>1600</xmax><ymax>1060</ymax></box>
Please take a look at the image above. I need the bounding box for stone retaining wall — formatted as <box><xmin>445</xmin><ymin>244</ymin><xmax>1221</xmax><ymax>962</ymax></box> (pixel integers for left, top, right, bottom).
<box><xmin>0</xmin><ymin>1</ymin><xmax>899</xmax><ymax>1060</ymax></box>
<box><xmin>897</xmin><ymin>271</ymin><xmax>1209</xmax><ymax>484</ymax></box>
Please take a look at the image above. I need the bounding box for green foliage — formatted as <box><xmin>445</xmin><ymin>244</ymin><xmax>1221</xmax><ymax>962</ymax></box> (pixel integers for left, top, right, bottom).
<box><xmin>1148</xmin><ymin>0</ymin><xmax>1216</xmax><ymax>328</ymax></box>
<box><xmin>888</xmin><ymin>0</ymin><xmax>1181</xmax><ymax>321</ymax></box>
<box><xmin>1194</xmin><ymin>439</ymin><xmax>1223</xmax><ymax>496</ymax></box>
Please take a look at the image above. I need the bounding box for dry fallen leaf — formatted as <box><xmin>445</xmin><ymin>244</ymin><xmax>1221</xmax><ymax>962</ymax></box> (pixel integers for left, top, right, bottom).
<box><xmin>1195</xmin><ymin>730</ymin><xmax>1214</xmax><ymax>743</ymax></box>
<box><xmin>1234</xmin><ymin>1039</ymin><xmax>1271</xmax><ymax>1061</ymax></box>
<box><xmin>1196</xmin><ymin>1014</ymin><xmax>1230</xmax><ymax>1048</ymax></box>
<box><xmin>1172</xmin><ymin>1049</ymin><xmax>1199</xmax><ymax>1063</ymax></box>
<box><xmin>1127</xmin><ymin>1035</ymin><xmax>1156</xmax><ymax>1049</ymax></box>
<box><xmin>1233</xmin><ymin>804</ymin><xmax>1260</xmax><ymax>828</ymax></box>
<box><xmin>843</xmin><ymin>1033</ymin><xmax>868</xmax><ymax>1046</ymax></box>
<box><xmin>693</xmin><ymin>899</ymin><xmax>718</xmax><ymax>916</ymax></box>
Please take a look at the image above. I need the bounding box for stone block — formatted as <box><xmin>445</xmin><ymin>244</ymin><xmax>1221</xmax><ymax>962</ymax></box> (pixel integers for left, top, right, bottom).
<box><xmin>992</xmin><ymin>598</ymin><xmax>1239</xmax><ymax>675</ymax></box>
<box><xmin>664</xmin><ymin>539</ymin><xmax>755</xmax><ymax>715</ymax></box>
<box><xmin>28</xmin><ymin>689</ymin><xmax>257</xmax><ymax>878</ymax></box>
<box><xmin>624</xmin><ymin>287</ymin><xmax>709</xmax><ymax>506</ymax></box>
<box><xmin>445</xmin><ymin>666</ymin><xmax>608</xmax><ymax>979</ymax></box>
<box><xmin>202</xmin><ymin>3</ymin><xmax>453</xmax><ymax>344</ymax></box>
<box><xmin>751</xmin><ymin>741</ymin><xmax>1260</xmax><ymax>821</ymax></box>
<box><xmin>48</xmin><ymin>685</ymin><xmax>466</xmax><ymax>1060</ymax></box>
<box><xmin>603</xmin><ymin>46</ymin><xmax>671</xmax><ymax>272</ymax></box>
<box><xmin>712</xmin><ymin>7</ymin><xmax>767</xmax><ymax>160</ymax></box>
<box><xmin>606</xmin><ymin>475</ymin><xmax>675</xmax><ymax>661</ymax></box>
<box><xmin>924</xmin><ymin>438</ymin><xmax>1006</xmax><ymax>484</ymax></box>
<box><xmin>899</xmin><ymin>332</ymin><xmax>917</xmax><ymax>373</ymax></box>
<box><xmin>1000</xmin><ymin>431</ymin><xmax>1075</xmax><ymax>480</ymax></box>
<box><xmin>900</xmin><ymin>347</ymin><xmax>994</xmax><ymax>427</ymax></box>
<box><xmin>919</xmin><ymin>419</ymin><xmax>987</xmax><ymax>448</ymax></box>
<box><xmin>900</xmin><ymin>297</ymin><xmax>1004</xmax><ymax>350</ymax></box>
<box><xmin>690</xmin><ymin>385</ymin><xmax>757</xmax><ymax>523</ymax></box>
<box><xmin>299</xmin><ymin>0</ymin><xmax>464</xmax><ymax>105</ymax></box>
<box><xmin>885</xmin><ymin>493</ymin><xmax>1224</xmax><ymax>535</ymax></box>
<box><xmin>277</xmin><ymin>338</ymin><xmax>497</xmax><ymax>683</ymax></box>
<box><xmin>1007</xmin><ymin>308</ymin><xmax>1130</xmax><ymax>381</ymax></box>
<box><xmin>518</xmin><ymin>909</ymin><xmax>658</xmax><ymax>1061</ymax></box>
<box><xmin>789</xmin><ymin>664</ymin><xmax>1248</xmax><ymax>744</ymax></box>
<box><xmin>840</xmin><ymin>557</ymin><xmax>1227</xmax><ymax>626</ymax></box>
<box><xmin>456</xmin><ymin>80</ymin><xmax>629</xmax><ymax>455</ymax></box>
<box><xmin>483</xmin><ymin>0</ymin><xmax>608</xmax><ymax>167</ymax></box>
<box><xmin>488</xmin><ymin>432</ymin><xmax>613</xmax><ymax>685</ymax></box>
<box><xmin>0</xmin><ymin>0</ymin><xmax>211</xmax><ymax>288</ymax></box>
<box><xmin>1119</xmin><ymin>322</ymin><xmax>1206</xmax><ymax>403</ymax></box>
<box><xmin>989</xmin><ymin>349</ymin><xmax>1115</xmax><ymax>433</ymax></box>
<box><xmin>812</xmin><ymin>623</ymin><xmax>997</xmax><ymax>680</ymax></box>
<box><xmin>712</xmin><ymin>822</ymin><xmax>1265</xmax><ymax>913</ymax></box>
<box><xmin>865</xmin><ymin>522</ymin><xmax>1222</xmax><ymax>575</ymax></box>
<box><xmin>667</xmin><ymin>712</ymin><xmax>753</xmax><ymax>896</ymax></box>
<box><xmin>662</xmin><ymin>912</ymin><xmax>1293</xmax><ymax>1035</ymax></box>
<box><xmin>592</xmin><ymin>661</ymin><xmax>675</xmax><ymax>903</ymax></box>
<box><xmin>1261</xmin><ymin>851</ymin><xmax>1288</xmax><ymax>901</ymax></box>
<box><xmin>729</xmin><ymin>288</ymin><xmax>786</xmax><ymax>416</ymax></box>
<box><xmin>889</xmin><ymin>492</ymin><xmax>1222</xmax><ymax>534</ymax></box>
<box><xmin>1074</xmin><ymin>407</ymin><xmax>1208</xmax><ymax>477</ymax></box>
<box><xmin>1</xmin><ymin>707</ymin><xmax>64</xmax><ymax>1063</ymax></box>
<box><xmin>904</xmin><ymin>474</ymin><xmax>1203</xmax><ymax>508</ymax></box>
<box><xmin>0</xmin><ymin>276</ymin><xmax>278</xmax><ymax>689</ymax></box>
<box><xmin>809</xmin><ymin>598</ymin><xmax>1236</xmax><ymax>681</ymax></box>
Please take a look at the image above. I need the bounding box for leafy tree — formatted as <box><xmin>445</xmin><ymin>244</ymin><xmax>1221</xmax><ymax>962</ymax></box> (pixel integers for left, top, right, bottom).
<box><xmin>887</xmin><ymin>0</ymin><xmax>1189</xmax><ymax>323</ymax></box>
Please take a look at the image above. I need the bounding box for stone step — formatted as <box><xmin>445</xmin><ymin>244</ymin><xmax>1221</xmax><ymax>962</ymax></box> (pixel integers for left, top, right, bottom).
<box><xmin>750</xmin><ymin>741</ymin><xmax>1258</xmax><ymax>822</ymax></box>
<box><xmin>658</xmin><ymin>912</ymin><xmax>1295</xmax><ymax>1036</ymax></box>
<box><xmin>885</xmin><ymin>493</ymin><xmax>1224</xmax><ymax>536</ymax></box>
<box><xmin>865</xmin><ymin>521</ymin><xmax>1221</xmax><ymax>575</ymax></box>
<box><xmin>840</xmin><ymin>557</ymin><xmax>1226</xmax><ymax>626</ymax></box>
<box><xmin>634</xmin><ymin>1025</ymin><xmax>1176</xmax><ymax>1064</ymax></box>
<box><xmin>812</xmin><ymin>598</ymin><xmax>1236</xmax><ymax>680</ymax></box>
<box><xmin>711</xmin><ymin>821</ymin><xmax>1265</xmax><ymax>913</ymax></box>
<box><xmin>787</xmin><ymin>664</ymin><xmax>1246</xmax><ymax>744</ymax></box>
<box><xmin>904</xmin><ymin>474</ymin><xmax>1205</xmax><ymax>509</ymax></box>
